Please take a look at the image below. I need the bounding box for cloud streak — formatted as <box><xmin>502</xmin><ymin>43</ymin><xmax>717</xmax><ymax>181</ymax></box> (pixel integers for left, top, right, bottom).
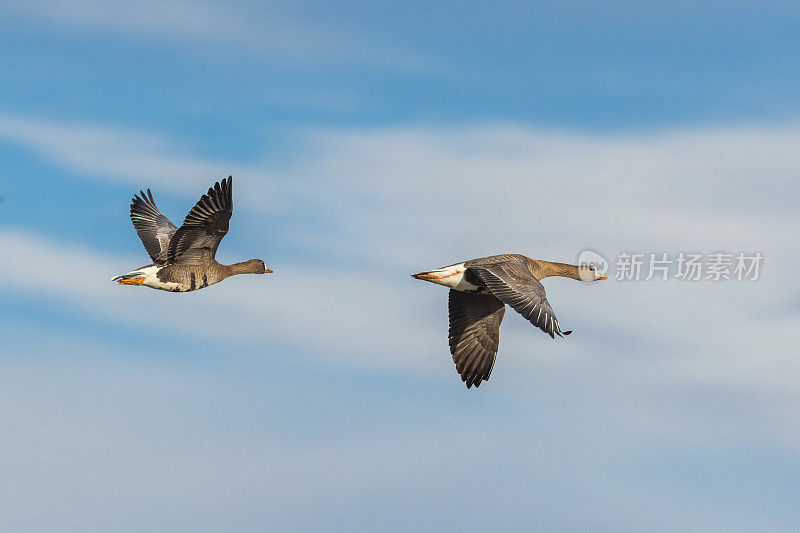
<box><xmin>2</xmin><ymin>0</ymin><xmax>437</xmax><ymax>71</ymax></box>
<box><xmin>1</xmin><ymin>114</ymin><xmax>798</xmax><ymax>394</ymax></box>
<box><xmin>3</xmin><ymin>114</ymin><xmax>800</xmax><ymax>531</ymax></box>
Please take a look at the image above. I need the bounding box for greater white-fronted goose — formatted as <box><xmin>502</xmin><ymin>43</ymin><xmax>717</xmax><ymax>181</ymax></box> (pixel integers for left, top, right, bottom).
<box><xmin>112</xmin><ymin>176</ymin><xmax>272</xmax><ymax>292</ymax></box>
<box><xmin>412</xmin><ymin>254</ymin><xmax>606</xmax><ymax>388</ymax></box>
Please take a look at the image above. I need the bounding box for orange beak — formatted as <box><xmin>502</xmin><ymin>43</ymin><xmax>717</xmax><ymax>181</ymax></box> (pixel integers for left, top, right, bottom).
<box><xmin>118</xmin><ymin>277</ymin><xmax>144</xmax><ymax>285</ymax></box>
<box><xmin>265</xmin><ymin>267</ymin><xmax>274</xmax><ymax>274</ymax></box>
<box><xmin>598</xmin><ymin>274</ymin><xmax>608</xmax><ymax>280</ymax></box>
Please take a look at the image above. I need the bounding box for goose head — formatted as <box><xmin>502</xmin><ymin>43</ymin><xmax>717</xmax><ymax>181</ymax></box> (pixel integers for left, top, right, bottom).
<box><xmin>254</xmin><ymin>259</ymin><xmax>274</xmax><ymax>274</ymax></box>
<box><xmin>233</xmin><ymin>259</ymin><xmax>274</xmax><ymax>274</ymax></box>
<box><xmin>578</xmin><ymin>264</ymin><xmax>608</xmax><ymax>282</ymax></box>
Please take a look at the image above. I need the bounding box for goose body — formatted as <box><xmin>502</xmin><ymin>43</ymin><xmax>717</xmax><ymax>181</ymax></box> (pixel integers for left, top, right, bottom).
<box><xmin>112</xmin><ymin>176</ymin><xmax>272</xmax><ymax>292</ymax></box>
<box><xmin>112</xmin><ymin>262</ymin><xmax>256</xmax><ymax>292</ymax></box>
<box><xmin>413</xmin><ymin>254</ymin><xmax>606</xmax><ymax>388</ymax></box>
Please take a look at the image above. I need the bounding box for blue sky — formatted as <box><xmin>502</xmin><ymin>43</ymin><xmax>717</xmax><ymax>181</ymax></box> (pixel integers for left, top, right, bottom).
<box><xmin>1</xmin><ymin>2</ymin><xmax>799</xmax><ymax>531</ymax></box>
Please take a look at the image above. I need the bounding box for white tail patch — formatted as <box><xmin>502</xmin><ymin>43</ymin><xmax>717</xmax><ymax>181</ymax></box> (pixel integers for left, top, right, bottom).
<box><xmin>113</xmin><ymin>264</ymin><xmax>181</xmax><ymax>291</ymax></box>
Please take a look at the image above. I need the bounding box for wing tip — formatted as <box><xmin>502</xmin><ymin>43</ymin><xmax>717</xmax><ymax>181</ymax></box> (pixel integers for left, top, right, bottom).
<box><xmin>206</xmin><ymin>175</ymin><xmax>233</xmax><ymax>207</ymax></box>
<box><xmin>131</xmin><ymin>188</ymin><xmax>157</xmax><ymax>211</ymax></box>
<box><xmin>461</xmin><ymin>372</ymin><xmax>488</xmax><ymax>389</ymax></box>
<box><xmin>464</xmin><ymin>377</ymin><xmax>482</xmax><ymax>389</ymax></box>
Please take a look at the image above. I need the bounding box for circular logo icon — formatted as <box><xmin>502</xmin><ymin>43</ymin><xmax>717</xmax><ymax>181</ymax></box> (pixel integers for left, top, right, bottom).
<box><xmin>577</xmin><ymin>249</ymin><xmax>609</xmax><ymax>281</ymax></box>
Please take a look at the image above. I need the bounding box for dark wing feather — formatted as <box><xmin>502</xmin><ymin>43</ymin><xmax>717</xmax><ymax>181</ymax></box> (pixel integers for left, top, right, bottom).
<box><xmin>166</xmin><ymin>176</ymin><xmax>233</xmax><ymax>265</ymax></box>
<box><xmin>448</xmin><ymin>290</ymin><xmax>506</xmax><ymax>388</ymax></box>
<box><xmin>469</xmin><ymin>261</ymin><xmax>570</xmax><ymax>339</ymax></box>
<box><xmin>129</xmin><ymin>189</ymin><xmax>178</xmax><ymax>262</ymax></box>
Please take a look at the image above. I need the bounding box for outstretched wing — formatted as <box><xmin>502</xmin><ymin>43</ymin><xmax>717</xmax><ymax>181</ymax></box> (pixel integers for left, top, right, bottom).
<box><xmin>448</xmin><ymin>290</ymin><xmax>506</xmax><ymax>388</ymax></box>
<box><xmin>166</xmin><ymin>176</ymin><xmax>233</xmax><ymax>265</ymax></box>
<box><xmin>469</xmin><ymin>260</ymin><xmax>571</xmax><ymax>339</ymax></box>
<box><xmin>129</xmin><ymin>189</ymin><xmax>178</xmax><ymax>262</ymax></box>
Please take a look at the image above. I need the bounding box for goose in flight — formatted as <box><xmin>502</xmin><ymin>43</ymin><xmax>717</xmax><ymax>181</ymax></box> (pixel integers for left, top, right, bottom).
<box><xmin>112</xmin><ymin>176</ymin><xmax>272</xmax><ymax>292</ymax></box>
<box><xmin>413</xmin><ymin>254</ymin><xmax>606</xmax><ymax>388</ymax></box>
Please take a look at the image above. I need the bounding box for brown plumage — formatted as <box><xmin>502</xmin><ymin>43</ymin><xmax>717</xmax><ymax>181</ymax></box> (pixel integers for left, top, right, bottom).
<box><xmin>413</xmin><ymin>253</ymin><xmax>607</xmax><ymax>388</ymax></box>
<box><xmin>112</xmin><ymin>176</ymin><xmax>273</xmax><ymax>292</ymax></box>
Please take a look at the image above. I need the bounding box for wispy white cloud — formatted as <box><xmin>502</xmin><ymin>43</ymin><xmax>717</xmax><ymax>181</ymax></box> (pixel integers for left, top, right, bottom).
<box><xmin>2</xmin><ymin>112</ymin><xmax>797</xmax><ymax>265</ymax></box>
<box><xmin>1</xmin><ymin>114</ymin><xmax>798</xmax><ymax>397</ymax></box>
<box><xmin>281</xmin><ymin>123</ymin><xmax>800</xmax><ymax>275</ymax></box>
<box><xmin>2</xmin><ymin>299</ymin><xmax>798</xmax><ymax>532</ymax></box>
<box><xmin>0</xmin><ymin>114</ymin><xmax>258</xmax><ymax>194</ymax></box>
<box><xmin>2</xmin><ymin>0</ymin><xmax>438</xmax><ymax>71</ymax></box>
<box><xmin>3</xmin><ymin>114</ymin><xmax>800</xmax><ymax>531</ymax></box>
<box><xmin>0</xmin><ymin>228</ymin><xmax>443</xmax><ymax>379</ymax></box>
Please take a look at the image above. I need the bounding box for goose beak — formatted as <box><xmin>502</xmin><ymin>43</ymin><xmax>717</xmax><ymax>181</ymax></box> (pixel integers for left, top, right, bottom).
<box><xmin>597</xmin><ymin>274</ymin><xmax>608</xmax><ymax>280</ymax></box>
<box><xmin>265</xmin><ymin>267</ymin><xmax>274</xmax><ymax>274</ymax></box>
<box><xmin>117</xmin><ymin>277</ymin><xmax>144</xmax><ymax>285</ymax></box>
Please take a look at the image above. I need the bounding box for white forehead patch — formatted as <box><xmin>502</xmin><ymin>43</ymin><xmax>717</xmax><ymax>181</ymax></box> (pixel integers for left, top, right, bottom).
<box><xmin>577</xmin><ymin>249</ymin><xmax>608</xmax><ymax>281</ymax></box>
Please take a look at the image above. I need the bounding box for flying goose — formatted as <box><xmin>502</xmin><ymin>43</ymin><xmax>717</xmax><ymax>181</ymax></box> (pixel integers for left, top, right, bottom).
<box><xmin>112</xmin><ymin>176</ymin><xmax>272</xmax><ymax>292</ymax></box>
<box><xmin>412</xmin><ymin>254</ymin><xmax>606</xmax><ymax>388</ymax></box>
